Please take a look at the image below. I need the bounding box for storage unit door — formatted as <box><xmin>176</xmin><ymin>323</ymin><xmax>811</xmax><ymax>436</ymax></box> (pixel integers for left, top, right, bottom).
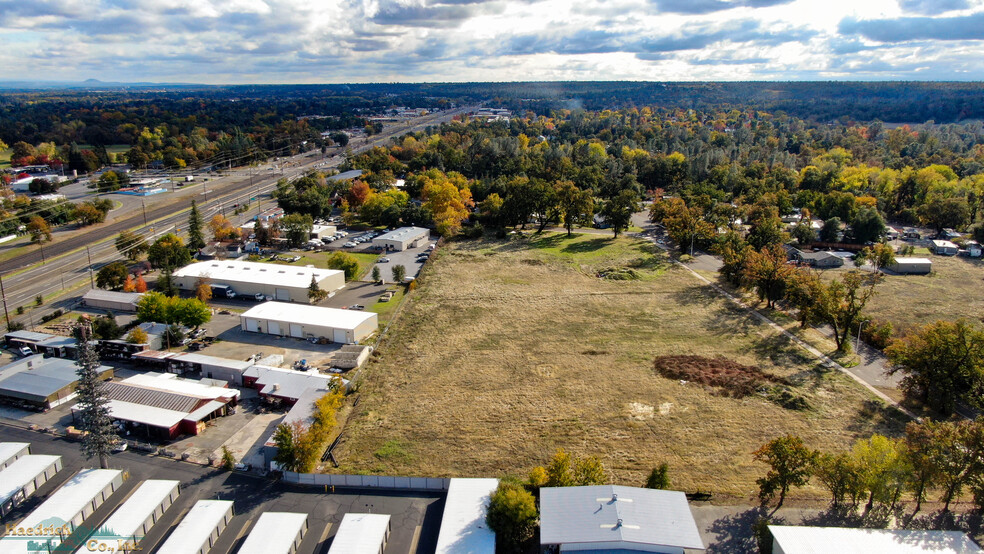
<box><xmin>245</xmin><ymin>319</ymin><xmax>259</xmax><ymax>332</ymax></box>
<box><xmin>332</xmin><ymin>329</ymin><xmax>347</xmax><ymax>343</ymax></box>
<box><xmin>275</xmin><ymin>288</ymin><xmax>290</xmax><ymax>301</ymax></box>
<box><xmin>290</xmin><ymin>324</ymin><xmax>303</xmax><ymax>338</ymax></box>
<box><xmin>268</xmin><ymin>321</ymin><xmax>281</xmax><ymax>335</ymax></box>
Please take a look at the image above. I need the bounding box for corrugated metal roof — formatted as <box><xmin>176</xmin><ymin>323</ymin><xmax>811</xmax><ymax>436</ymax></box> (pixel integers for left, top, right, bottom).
<box><xmin>539</xmin><ymin>486</ymin><xmax>704</xmax><ymax>551</ymax></box>
<box><xmin>183</xmin><ymin>400</ymin><xmax>227</xmax><ymax>423</ymax></box>
<box><xmin>768</xmin><ymin>526</ymin><xmax>984</xmax><ymax>553</ymax></box>
<box><xmin>244</xmin><ymin>365</ymin><xmax>337</xmax><ymax>402</ymax></box>
<box><xmin>241</xmin><ymin>301</ymin><xmax>377</xmax><ymax>331</ymax></box>
<box><xmin>102</xmin><ymin>382</ymin><xmax>202</xmax><ymax>412</ymax></box>
<box><xmin>0</xmin><ymin>357</ymin><xmax>110</xmax><ymax>400</ymax></box>
<box><xmin>155</xmin><ymin>500</ymin><xmax>234</xmax><ymax>554</ymax></box>
<box><xmin>173</xmin><ymin>260</ymin><xmax>342</xmax><ymax>290</ymax></box>
<box><xmin>82</xmin><ymin>289</ymin><xmax>144</xmax><ymax>304</ymax></box>
<box><xmin>327</xmin><ymin>513</ymin><xmax>390</xmax><ymax>554</ymax></box>
<box><xmin>4</xmin><ymin>330</ymin><xmax>54</xmax><ymax>342</ymax></box>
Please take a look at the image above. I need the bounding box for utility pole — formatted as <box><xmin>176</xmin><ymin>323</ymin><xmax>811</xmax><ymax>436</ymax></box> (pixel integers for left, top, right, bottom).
<box><xmin>0</xmin><ymin>272</ymin><xmax>10</xmax><ymax>329</ymax></box>
<box><xmin>142</xmin><ymin>199</ymin><xmax>148</xmax><ymax>226</ymax></box>
<box><xmin>85</xmin><ymin>246</ymin><xmax>95</xmax><ymax>288</ymax></box>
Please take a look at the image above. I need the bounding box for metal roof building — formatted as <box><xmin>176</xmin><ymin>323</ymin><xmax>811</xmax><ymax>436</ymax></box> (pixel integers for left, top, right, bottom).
<box><xmin>238</xmin><ymin>512</ymin><xmax>309</xmax><ymax>554</ymax></box>
<box><xmin>173</xmin><ymin>260</ymin><xmax>345</xmax><ymax>303</ymax></box>
<box><xmin>244</xmin><ymin>365</ymin><xmax>340</xmax><ymax>405</ymax></box>
<box><xmin>372</xmin><ymin>226</ymin><xmax>430</xmax><ymax>251</ymax></box>
<box><xmin>435</xmin><ymin>478</ymin><xmax>498</xmax><ymax>554</ymax></box>
<box><xmin>75</xmin><ymin>479</ymin><xmax>180</xmax><ymax>554</ymax></box>
<box><xmin>0</xmin><ymin>468</ymin><xmax>125</xmax><ymax>553</ymax></box>
<box><xmin>241</xmin><ymin>301</ymin><xmax>378</xmax><ymax>344</ymax></box>
<box><xmin>155</xmin><ymin>499</ymin><xmax>234</xmax><ymax>554</ymax></box>
<box><xmin>0</xmin><ymin>454</ymin><xmax>62</xmax><ymax>516</ymax></box>
<box><xmin>768</xmin><ymin>526</ymin><xmax>984</xmax><ymax>554</ymax></box>
<box><xmin>0</xmin><ymin>355</ymin><xmax>113</xmax><ymax>409</ymax></box>
<box><xmin>887</xmin><ymin>257</ymin><xmax>933</xmax><ymax>275</ymax></box>
<box><xmin>327</xmin><ymin>513</ymin><xmax>391</xmax><ymax>554</ymax></box>
<box><xmin>539</xmin><ymin>485</ymin><xmax>705</xmax><ymax>553</ymax></box>
<box><xmin>0</xmin><ymin>441</ymin><xmax>30</xmax><ymax>469</ymax></box>
<box><xmin>82</xmin><ymin>289</ymin><xmax>145</xmax><ymax>312</ymax></box>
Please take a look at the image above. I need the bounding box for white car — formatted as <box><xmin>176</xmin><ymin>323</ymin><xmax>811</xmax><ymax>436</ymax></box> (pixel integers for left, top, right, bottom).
<box><xmin>378</xmin><ymin>257</ymin><xmax>390</xmax><ymax>263</ymax></box>
<box><xmin>343</xmin><ymin>241</ymin><xmax>357</xmax><ymax>248</ymax></box>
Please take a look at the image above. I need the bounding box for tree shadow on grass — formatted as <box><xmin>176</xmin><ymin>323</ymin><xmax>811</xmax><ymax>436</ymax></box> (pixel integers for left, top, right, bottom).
<box><xmin>845</xmin><ymin>399</ymin><xmax>910</xmax><ymax>436</ymax></box>
<box><xmin>674</xmin><ymin>283</ymin><xmax>720</xmax><ymax>308</ymax></box>
<box><xmin>561</xmin><ymin>236</ymin><xmax>612</xmax><ymax>254</ymax></box>
<box><xmin>705</xmin><ymin>507</ymin><xmax>773</xmax><ymax>553</ymax></box>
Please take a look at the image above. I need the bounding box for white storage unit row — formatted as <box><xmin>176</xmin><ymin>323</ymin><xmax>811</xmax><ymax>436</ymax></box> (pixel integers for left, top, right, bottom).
<box><xmin>237</xmin><ymin>512</ymin><xmax>309</xmax><ymax>554</ymax></box>
<box><xmin>155</xmin><ymin>499</ymin><xmax>234</xmax><ymax>554</ymax></box>
<box><xmin>0</xmin><ymin>441</ymin><xmax>31</xmax><ymax>469</ymax></box>
<box><xmin>1</xmin><ymin>469</ymin><xmax>124</xmax><ymax>554</ymax></box>
<box><xmin>76</xmin><ymin>480</ymin><xmax>180</xmax><ymax>554</ymax></box>
<box><xmin>0</xmin><ymin>454</ymin><xmax>62</xmax><ymax>516</ymax></box>
<box><xmin>435</xmin><ymin>478</ymin><xmax>498</xmax><ymax>554</ymax></box>
<box><xmin>327</xmin><ymin>513</ymin><xmax>391</xmax><ymax>554</ymax></box>
<box><xmin>240</xmin><ymin>302</ymin><xmax>378</xmax><ymax>344</ymax></box>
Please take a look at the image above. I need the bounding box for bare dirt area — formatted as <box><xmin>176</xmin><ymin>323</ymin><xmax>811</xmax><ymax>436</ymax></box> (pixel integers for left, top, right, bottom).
<box><xmin>334</xmin><ymin>232</ymin><xmax>907</xmax><ymax>498</ymax></box>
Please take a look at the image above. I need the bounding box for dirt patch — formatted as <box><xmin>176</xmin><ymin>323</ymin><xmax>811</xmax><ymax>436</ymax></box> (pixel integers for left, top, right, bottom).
<box><xmin>653</xmin><ymin>355</ymin><xmax>789</xmax><ymax>398</ymax></box>
<box><xmin>627</xmin><ymin>402</ymin><xmax>654</xmax><ymax>420</ymax></box>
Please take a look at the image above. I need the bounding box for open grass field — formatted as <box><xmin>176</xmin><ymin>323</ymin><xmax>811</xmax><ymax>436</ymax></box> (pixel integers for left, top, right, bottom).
<box><xmin>335</xmin><ymin>232</ymin><xmax>907</xmax><ymax>498</ymax></box>
<box><xmin>0</xmin><ymin>147</ymin><xmax>11</xmax><ymax>169</ymax></box>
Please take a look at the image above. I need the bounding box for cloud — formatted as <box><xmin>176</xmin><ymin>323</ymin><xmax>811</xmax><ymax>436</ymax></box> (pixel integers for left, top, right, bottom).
<box><xmin>839</xmin><ymin>12</ymin><xmax>984</xmax><ymax>42</ymax></box>
<box><xmin>648</xmin><ymin>0</ymin><xmax>794</xmax><ymax>15</ymax></box>
<box><xmin>371</xmin><ymin>0</ymin><xmax>491</xmax><ymax>27</ymax></box>
<box><xmin>896</xmin><ymin>0</ymin><xmax>969</xmax><ymax>15</ymax></box>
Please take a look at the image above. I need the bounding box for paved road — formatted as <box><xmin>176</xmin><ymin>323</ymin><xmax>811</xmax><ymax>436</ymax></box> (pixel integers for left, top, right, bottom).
<box><xmin>0</xmin><ymin>424</ymin><xmax>445</xmax><ymax>554</ymax></box>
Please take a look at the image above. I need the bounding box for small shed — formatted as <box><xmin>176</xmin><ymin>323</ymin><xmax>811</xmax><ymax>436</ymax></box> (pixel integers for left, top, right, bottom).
<box><xmin>82</xmin><ymin>289</ymin><xmax>144</xmax><ymax>312</ymax></box>
<box><xmin>931</xmin><ymin>240</ymin><xmax>958</xmax><ymax>256</ymax></box>
<box><xmin>372</xmin><ymin>226</ymin><xmax>430</xmax><ymax>252</ymax></box>
<box><xmin>963</xmin><ymin>240</ymin><xmax>982</xmax><ymax>258</ymax></box>
<box><xmin>887</xmin><ymin>257</ymin><xmax>933</xmax><ymax>275</ymax></box>
<box><xmin>311</xmin><ymin>224</ymin><xmax>337</xmax><ymax>240</ymax></box>
<box><xmin>768</xmin><ymin>525</ymin><xmax>983</xmax><ymax>554</ymax></box>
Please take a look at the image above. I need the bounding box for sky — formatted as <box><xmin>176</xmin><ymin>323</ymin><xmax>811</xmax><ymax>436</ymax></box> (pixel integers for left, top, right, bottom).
<box><xmin>1</xmin><ymin>0</ymin><xmax>983</xmax><ymax>83</ymax></box>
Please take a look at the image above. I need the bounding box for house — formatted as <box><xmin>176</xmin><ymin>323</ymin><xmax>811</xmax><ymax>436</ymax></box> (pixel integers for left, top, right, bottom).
<box><xmin>930</xmin><ymin>240</ymin><xmax>958</xmax><ymax>256</ymax></box>
<box><xmin>539</xmin><ymin>485</ymin><xmax>705</xmax><ymax>553</ymax></box>
<box><xmin>240</xmin><ymin>302</ymin><xmax>378</xmax><ymax>344</ymax></box>
<box><xmin>768</xmin><ymin>525</ymin><xmax>983</xmax><ymax>554</ymax></box>
<box><xmin>903</xmin><ymin>227</ymin><xmax>921</xmax><ymax>239</ymax></box>
<box><xmin>372</xmin><ymin>226</ymin><xmax>431</xmax><ymax>252</ymax></box>
<box><xmin>796</xmin><ymin>251</ymin><xmax>845</xmax><ymax>269</ymax></box>
<box><xmin>173</xmin><ymin>260</ymin><xmax>345</xmax><ymax>303</ymax></box>
<box><xmin>886</xmin><ymin>257</ymin><xmax>933</xmax><ymax>275</ymax></box>
<box><xmin>885</xmin><ymin>226</ymin><xmax>900</xmax><ymax>240</ymax></box>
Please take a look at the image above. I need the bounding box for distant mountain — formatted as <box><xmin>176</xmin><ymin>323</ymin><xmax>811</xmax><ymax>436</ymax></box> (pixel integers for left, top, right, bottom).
<box><xmin>0</xmin><ymin>79</ymin><xmax>203</xmax><ymax>90</ymax></box>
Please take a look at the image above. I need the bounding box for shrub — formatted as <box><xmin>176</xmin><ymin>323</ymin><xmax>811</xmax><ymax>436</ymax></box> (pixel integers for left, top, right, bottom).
<box><xmin>221</xmin><ymin>446</ymin><xmax>235</xmax><ymax>471</ymax></box>
<box><xmin>653</xmin><ymin>355</ymin><xmax>788</xmax><ymax>398</ymax></box>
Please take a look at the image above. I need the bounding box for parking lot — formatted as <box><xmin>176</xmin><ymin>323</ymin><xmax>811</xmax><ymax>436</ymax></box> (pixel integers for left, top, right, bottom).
<box><xmin>0</xmin><ymin>425</ymin><xmax>446</xmax><ymax>554</ymax></box>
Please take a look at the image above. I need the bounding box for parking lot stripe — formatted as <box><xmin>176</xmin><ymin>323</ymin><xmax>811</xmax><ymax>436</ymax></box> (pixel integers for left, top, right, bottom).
<box><xmin>407</xmin><ymin>524</ymin><xmax>422</xmax><ymax>554</ymax></box>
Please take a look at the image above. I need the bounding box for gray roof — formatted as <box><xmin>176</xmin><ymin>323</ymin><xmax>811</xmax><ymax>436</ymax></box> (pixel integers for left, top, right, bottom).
<box><xmin>0</xmin><ymin>357</ymin><xmax>110</xmax><ymax>401</ymax></box>
<box><xmin>375</xmin><ymin>226</ymin><xmax>429</xmax><ymax>243</ymax></box>
<box><xmin>82</xmin><ymin>289</ymin><xmax>144</xmax><ymax>304</ymax></box>
<box><xmin>539</xmin><ymin>485</ymin><xmax>704</xmax><ymax>551</ymax></box>
<box><xmin>326</xmin><ymin>169</ymin><xmax>363</xmax><ymax>182</ymax></box>
<box><xmin>4</xmin><ymin>330</ymin><xmax>55</xmax><ymax>343</ymax></box>
<box><xmin>243</xmin><ymin>365</ymin><xmax>336</xmax><ymax>401</ymax></box>
<box><xmin>798</xmin><ymin>251</ymin><xmax>841</xmax><ymax>261</ymax></box>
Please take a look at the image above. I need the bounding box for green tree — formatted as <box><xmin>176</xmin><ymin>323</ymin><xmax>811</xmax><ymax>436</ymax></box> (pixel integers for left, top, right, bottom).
<box><xmin>852</xmin><ymin>434</ymin><xmax>909</xmax><ymax>514</ymax></box>
<box><xmin>855</xmin><ymin>242</ymin><xmax>896</xmax><ymax>272</ymax></box>
<box><xmin>886</xmin><ymin>319</ymin><xmax>984</xmax><ymax>415</ymax></box>
<box><xmin>326</xmin><ymin>251</ymin><xmax>361</xmax><ymax>281</ymax></box>
<box><xmin>485</xmin><ymin>481</ymin><xmax>538</xmax><ymax>554</ymax></box>
<box><xmin>308</xmin><ymin>275</ymin><xmax>328</xmax><ymax>303</ymax></box>
<box><xmin>753</xmin><ymin>435</ymin><xmax>817</xmax><ymax>512</ymax></box>
<box><xmin>272</xmin><ymin>422</ymin><xmax>301</xmax><ymax>472</ymax></box>
<box><xmin>74</xmin><ymin>320</ymin><xmax>116</xmax><ymax>469</ymax></box>
<box><xmin>742</xmin><ymin>245</ymin><xmax>796</xmax><ymax>309</ymax></box>
<box><xmin>279</xmin><ymin>213</ymin><xmax>314</xmax><ymax>248</ymax></box>
<box><xmin>850</xmin><ymin>207</ymin><xmax>887</xmax><ymax>244</ymax></box>
<box><xmin>791</xmin><ymin>221</ymin><xmax>816</xmax><ymax>245</ymax></box>
<box><xmin>221</xmin><ymin>446</ymin><xmax>235</xmax><ymax>471</ymax></box>
<box><xmin>91</xmin><ymin>314</ymin><xmax>124</xmax><ymax>340</ymax></box>
<box><xmin>814</xmin><ymin>452</ymin><xmax>864</xmax><ymax>509</ymax></box>
<box><xmin>918</xmin><ymin>197</ymin><xmax>971</xmax><ymax>233</ymax></box>
<box><xmin>391</xmin><ymin>264</ymin><xmax>406</xmax><ymax>284</ymax></box>
<box><xmin>805</xmin><ymin>271</ymin><xmax>879</xmax><ymax>352</ymax></box>
<box><xmin>96</xmin><ymin>261</ymin><xmax>129</xmax><ymax>290</ymax></box>
<box><xmin>171</xmin><ymin>297</ymin><xmax>211</xmax><ymax>328</ymax></box>
<box><xmin>644</xmin><ymin>463</ymin><xmax>671</xmax><ymax>490</ymax></box>
<box><xmin>187</xmin><ymin>200</ymin><xmax>206</xmax><ymax>251</ymax></box>
<box><xmin>555</xmin><ymin>181</ymin><xmax>595</xmax><ymax>236</ymax></box>
<box><xmin>819</xmin><ymin>217</ymin><xmax>841</xmax><ymax>243</ymax></box>
<box><xmin>600</xmin><ymin>189</ymin><xmax>638</xmax><ymax>238</ymax></box>
<box><xmin>95</xmin><ymin>171</ymin><xmax>124</xmax><ymax>192</ymax></box>
<box><xmin>136</xmin><ymin>292</ymin><xmax>170</xmax><ymax>323</ymax></box>
<box><xmin>147</xmin><ymin>233</ymin><xmax>192</xmax><ymax>270</ymax></box>
<box><xmin>115</xmin><ymin>230</ymin><xmax>147</xmax><ymax>261</ymax></box>
<box><xmin>371</xmin><ymin>265</ymin><xmax>381</xmax><ymax>283</ymax></box>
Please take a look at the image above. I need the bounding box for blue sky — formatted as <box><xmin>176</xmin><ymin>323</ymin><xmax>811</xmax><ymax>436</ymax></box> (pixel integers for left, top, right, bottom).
<box><xmin>1</xmin><ymin>0</ymin><xmax>983</xmax><ymax>83</ymax></box>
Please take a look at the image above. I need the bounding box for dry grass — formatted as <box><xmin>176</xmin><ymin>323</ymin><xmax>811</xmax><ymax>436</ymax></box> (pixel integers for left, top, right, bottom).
<box><xmin>335</xmin><ymin>232</ymin><xmax>906</xmax><ymax>498</ymax></box>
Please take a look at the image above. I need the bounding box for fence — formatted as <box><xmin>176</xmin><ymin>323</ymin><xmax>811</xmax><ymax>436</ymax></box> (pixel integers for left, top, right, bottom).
<box><xmin>282</xmin><ymin>472</ymin><xmax>450</xmax><ymax>491</ymax></box>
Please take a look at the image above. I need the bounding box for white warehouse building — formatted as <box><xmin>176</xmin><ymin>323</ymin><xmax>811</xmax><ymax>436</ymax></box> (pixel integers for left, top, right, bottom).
<box><xmin>240</xmin><ymin>302</ymin><xmax>378</xmax><ymax>344</ymax></box>
<box><xmin>372</xmin><ymin>226</ymin><xmax>430</xmax><ymax>251</ymax></box>
<box><xmin>173</xmin><ymin>260</ymin><xmax>345</xmax><ymax>303</ymax></box>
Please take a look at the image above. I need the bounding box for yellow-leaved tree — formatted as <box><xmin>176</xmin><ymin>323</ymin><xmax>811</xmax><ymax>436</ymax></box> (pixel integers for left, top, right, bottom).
<box><xmin>419</xmin><ymin>170</ymin><xmax>473</xmax><ymax>238</ymax></box>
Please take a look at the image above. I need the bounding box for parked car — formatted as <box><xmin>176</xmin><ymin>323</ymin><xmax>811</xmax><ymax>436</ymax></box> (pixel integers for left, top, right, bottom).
<box><xmin>17</xmin><ymin>346</ymin><xmax>33</xmax><ymax>357</ymax></box>
<box><xmin>234</xmin><ymin>463</ymin><xmax>252</xmax><ymax>471</ymax></box>
<box><xmin>378</xmin><ymin>257</ymin><xmax>390</xmax><ymax>263</ymax></box>
<box><xmin>343</xmin><ymin>241</ymin><xmax>357</xmax><ymax>248</ymax></box>
<box><xmin>112</xmin><ymin>442</ymin><xmax>128</xmax><ymax>453</ymax></box>
<box><xmin>348</xmin><ymin>304</ymin><xmax>365</xmax><ymax>310</ymax></box>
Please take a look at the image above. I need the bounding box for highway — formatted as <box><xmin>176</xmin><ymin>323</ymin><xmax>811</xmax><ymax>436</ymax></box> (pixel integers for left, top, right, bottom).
<box><xmin>0</xmin><ymin>106</ymin><xmax>473</xmax><ymax>327</ymax></box>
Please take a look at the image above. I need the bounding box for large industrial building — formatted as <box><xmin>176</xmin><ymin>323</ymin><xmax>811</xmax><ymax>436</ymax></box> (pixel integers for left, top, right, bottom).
<box><xmin>240</xmin><ymin>301</ymin><xmax>378</xmax><ymax>343</ymax></box>
<box><xmin>372</xmin><ymin>226</ymin><xmax>430</xmax><ymax>251</ymax></box>
<box><xmin>173</xmin><ymin>260</ymin><xmax>345</xmax><ymax>303</ymax></box>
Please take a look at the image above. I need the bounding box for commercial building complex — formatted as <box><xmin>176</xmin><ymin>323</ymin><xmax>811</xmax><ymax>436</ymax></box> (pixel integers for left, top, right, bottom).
<box><xmin>372</xmin><ymin>226</ymin><xmax>430</xmax><ymax>251</ymax></box>
<box><xmin>173</xmin><ymin>260</ymin><xmax>344</xmax><ymax>303</ymax></box>
<box><xmin>0</xmin><ymin>355</ymin><xmax>113</xmax><ymax>410</ymax></box>
<box><xmin>240</xmin><ymin>301</ymin><xmax>378</xmax><ymax>344</ymax></box>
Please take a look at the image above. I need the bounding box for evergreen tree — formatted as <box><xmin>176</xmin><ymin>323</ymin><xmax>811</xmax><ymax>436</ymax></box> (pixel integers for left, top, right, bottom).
<box><xmin>307</xmin><ymin>275</ymin><xmax>328</xmax><ymax>303</ymax></box>
<box><xmin>74</xmin><ymin>319</ymin><xmax>116</xmax><ymax>469</ymax></box>
<box><xmin>187</xmin><ymin>200</ymin><xmax>206</xmax><ymax>251</ymax></box>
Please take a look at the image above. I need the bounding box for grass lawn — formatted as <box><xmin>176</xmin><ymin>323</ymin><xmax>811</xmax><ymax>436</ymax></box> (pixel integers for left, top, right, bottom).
<box><xmin>267</xmin><ymin>251</ymin><xmax>380</xmax><ymax>280</ymax></box>
<box><xmin>334</xmin><ymin>232</ymin><xmax>906</xmax><ymax>498</ymax></box>
<box><xmin>0</xmin><ymin>147</ymin><xmax>11</xmax><ymax>169</ymax></box>
<box><xmin>368</xmin><ymin>286</ymin><xmax>405</xmax><ymax>327</ymax></box>
<box><xmin>819</xmin><ymin>253</ymin><xmax>984</xmax><ymax>335</ymax></box>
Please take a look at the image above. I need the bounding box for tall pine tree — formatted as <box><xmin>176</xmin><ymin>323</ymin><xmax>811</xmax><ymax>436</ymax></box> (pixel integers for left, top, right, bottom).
<box><xmin>74</xmin><ymin>319</ymin><xmax>116</xmax><ymax>469</ymax></box>
<box><xmin>187</xmin><ymin>200</ymin><xmax>205</xmax><ymax>251</ymax></box>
